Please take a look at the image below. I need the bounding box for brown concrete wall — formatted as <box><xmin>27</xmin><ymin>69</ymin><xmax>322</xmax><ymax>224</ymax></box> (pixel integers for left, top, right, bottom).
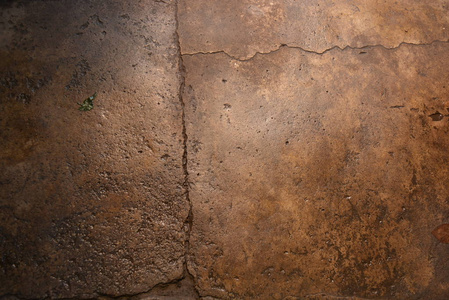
<box><xmin>183</xmin><ymin>44</ymin><xmax>449</xmax><ymax>300</ymax></box>
<box><xmin>1</xmin><ymin>0</ymin><xmax>449</xmax><ymax>299</ymax></box>
<box><xmin>0</xmin><ymin>1</ymin><xmax>191</xmax><ymax>298</ymax></box>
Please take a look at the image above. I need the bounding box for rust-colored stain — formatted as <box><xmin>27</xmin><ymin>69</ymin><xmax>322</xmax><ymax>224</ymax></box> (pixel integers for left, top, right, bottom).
<box><xmin>432</xmin><ymin>224</ymin><xmax>449</xmax><ymax>244</ymax></box>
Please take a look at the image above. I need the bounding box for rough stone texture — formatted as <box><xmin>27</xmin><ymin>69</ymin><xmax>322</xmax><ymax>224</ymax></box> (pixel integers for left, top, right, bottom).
<box><xmin>2</xmin><ymin>0</ymin><xmax>449</xmax><ymax>299</ymax></box>
<box><xmin>100</xmin><ymin>277</ymin><xmax>198</xmax><ymax>300</ymax></box>
<box><xmin>179</xmin><ymin>0</ymin><xmax>449</xmax><ymax>59</ymax></box>
<box><xmin>183</xmin><ymin>43</ymin><xmax>449</xmax><ymax>299</ymax></box>
<box><xmin>0</xmin><ymin>0</ymin><xmax>189</xmax><ymax>298</ymax></box>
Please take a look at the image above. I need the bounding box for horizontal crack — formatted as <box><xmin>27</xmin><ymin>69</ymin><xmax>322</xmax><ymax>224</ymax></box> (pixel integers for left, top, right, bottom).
<box><xmin>182</xmin><ymin>39</ymin><xmax>449</xmax><ymax>61</ymax></box>
<box><xmin>303</xmin><ymin>293</ymin><xmax>371</xmax><ymax>300</ymax></box>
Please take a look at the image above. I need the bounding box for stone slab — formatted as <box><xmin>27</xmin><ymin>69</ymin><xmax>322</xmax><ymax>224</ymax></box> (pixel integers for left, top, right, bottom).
<box><xmin>183</xmin><ymin>43</ymin><xmax>449</xmax><ymax>299</ymax></box>
<box><xmin>0</xmin><ymin>0</ymin><xmax>187</xmax><ymax>298</ymax></box>
<box><xmin>179</xmin><ymin>0</ymin><xmax>449</xmax><ymax>59</ymax></box>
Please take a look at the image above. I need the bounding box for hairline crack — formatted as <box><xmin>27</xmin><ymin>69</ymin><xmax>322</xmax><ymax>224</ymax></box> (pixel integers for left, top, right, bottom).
<box><xmin>181</xmin><ymin>39</ymin><xmax>449</xmax><ymax>61</ymax></box>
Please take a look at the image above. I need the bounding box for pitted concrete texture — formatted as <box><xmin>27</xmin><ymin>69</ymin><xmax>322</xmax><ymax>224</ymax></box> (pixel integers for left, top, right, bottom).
<box><xmin>178</xmin><ymin>0</ymin><xmax>449</xmax><ymax>59</ymax></box>
<box><xmin>2</xmin><ymin>0</ymin><xmax>449</xmax><ymax>299</ymax></box>
<box><xmin>183</xmin><ymin>43</ymin><xmax>449</xmax><ymax>299</ymax></box>
<box><xmin>0</xmin><ymin>0</ymin><xmax>189</xmax><ymax>298</ymax></box>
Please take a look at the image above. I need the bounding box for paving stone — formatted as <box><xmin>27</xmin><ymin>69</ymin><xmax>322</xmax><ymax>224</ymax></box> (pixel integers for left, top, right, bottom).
<box><xmin>179</xmin><ymin>0</ymin><xmax>449</xmax><ymax>59</ymax></box>
<box><xmin>2</xmin><ymin>0</ymin><xmax>449</xmax><ymax>299</ymax></box>
<box><xmin>183</xmin><ymin>43</ymin><xmax>449</xmax><ymax>299</ymax></box>
<box><xmin>0</xmin><ymin>0</ymin><xmax>188</xmax><ymax>298</ymax></box>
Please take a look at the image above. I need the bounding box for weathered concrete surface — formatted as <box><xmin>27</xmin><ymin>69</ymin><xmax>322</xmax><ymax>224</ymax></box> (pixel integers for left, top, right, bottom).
<box><xmin>2</xmin><ymin>0</ymin><xmax>449</xmax><ymax>299</ymax></box>
<box><xmin>183</xmin><ymin>43</ymin><xmax>449</xmax><ymax>299</ymax></box>
<box><xmin>179</xmin><ymin>0</ymin><xmax>449</xmax><ymax>59</ymax></box>
<box><xmin>0</xmin><ymin>0</ymin><xmax>189</xmax><ymax>298</ymax></box>
<box><xmin>100</xmin><ymin>276</ymin><xmax>198</xmax><ymax>300</ymax></box>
